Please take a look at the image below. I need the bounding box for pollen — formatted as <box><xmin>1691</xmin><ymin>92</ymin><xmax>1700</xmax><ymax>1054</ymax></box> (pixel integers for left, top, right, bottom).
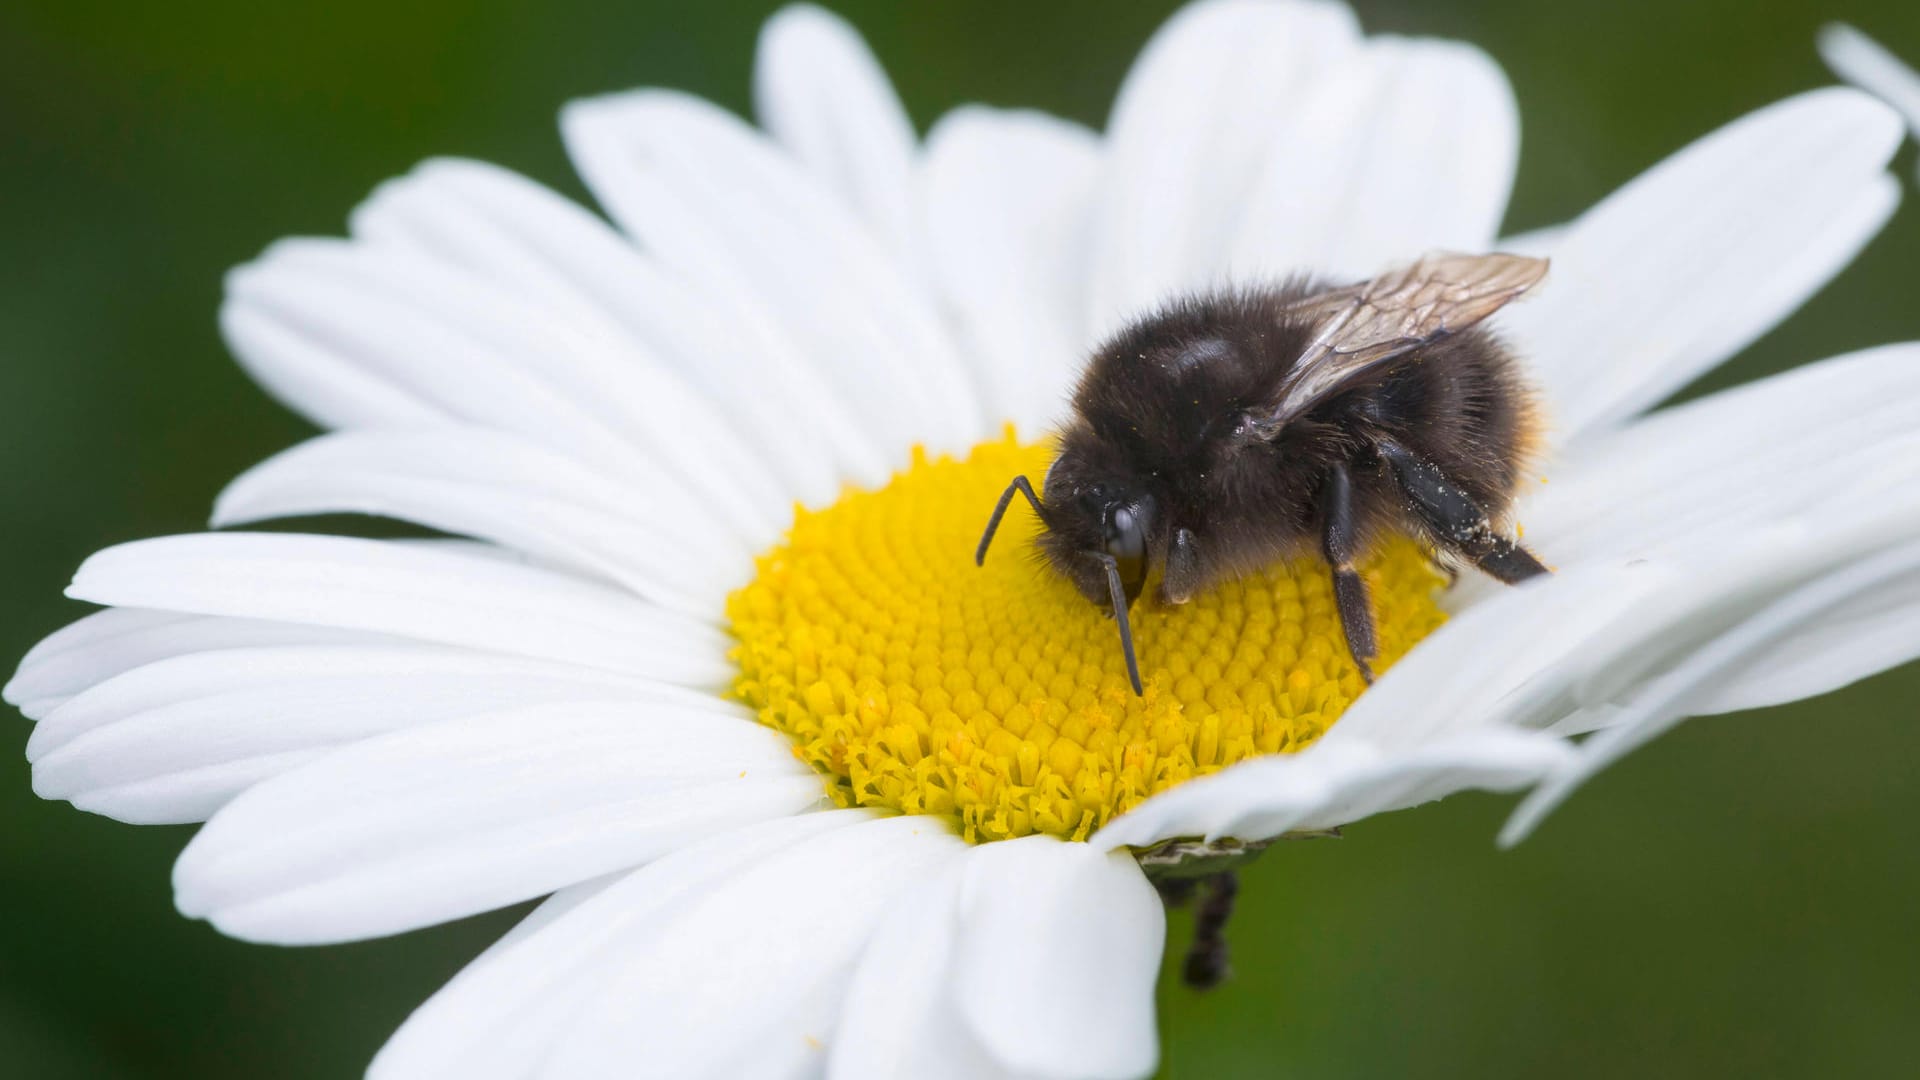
<box><xmin>726</xmin><ymin>432</ymin><xmax>1448</xmax><ymax>844</ymax></box>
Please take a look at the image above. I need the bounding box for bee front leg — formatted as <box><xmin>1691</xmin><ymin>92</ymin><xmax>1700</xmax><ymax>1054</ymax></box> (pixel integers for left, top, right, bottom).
<box><xmin>1158</xmin><ymin>526</ymin><xmax>1203</xmax><ymax>605</ymax></box>
<box><xmin>1321</xmin><ymin>462</ymin><xmax>1378</xmax><ymax>684</ymax></box>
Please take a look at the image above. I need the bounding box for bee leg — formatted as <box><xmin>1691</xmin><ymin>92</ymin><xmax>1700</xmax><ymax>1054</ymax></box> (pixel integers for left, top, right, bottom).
<box><xmin>1182</xmin><ymin>871</ymin><xmax>1240</xmax><ymax>990</ymax></box>
<box><xmin>1378</xmin><ymin>440</ymin><xmax>1548</xmax><ymax>584</ymax></box>
<box><xmin>1321</xmin><ymin>462</ymin><xmax>1378</xmax><ymax>684</ymax></box>
<box><xmin>1154</xmin><ymin>875</ymin><xmax>1201</xmax><ymax>907</ymax></box>
<box><xmin>1159</xmin><ymin>526</ymin><xmax>1203</xmax><ymax>605</ymax></box>
<box><xmin>1476</xmin><ymin>540</ymin><xmax>1550</xmax><ymax>584</ymax></box>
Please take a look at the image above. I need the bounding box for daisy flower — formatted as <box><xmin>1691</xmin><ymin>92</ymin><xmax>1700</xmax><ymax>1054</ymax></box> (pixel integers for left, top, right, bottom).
<box><xmin>11</xmin><ymin>1</ymin><xmax>1920</xmax><ymax>1077</ymax></box>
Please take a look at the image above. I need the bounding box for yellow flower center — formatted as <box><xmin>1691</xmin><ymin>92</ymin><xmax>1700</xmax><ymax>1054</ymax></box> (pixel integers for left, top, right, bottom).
<box><xmin>726</xmin><ymin>433</ymin><xmax>1447</xmax><ymax>844</ymax></box>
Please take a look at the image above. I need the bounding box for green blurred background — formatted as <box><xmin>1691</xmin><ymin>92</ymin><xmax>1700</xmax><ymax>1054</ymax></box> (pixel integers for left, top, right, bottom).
<box><xmin>3</xmin><ymin>1</ymin><xmax>1918</xmax><ymax>1076</ymax></box>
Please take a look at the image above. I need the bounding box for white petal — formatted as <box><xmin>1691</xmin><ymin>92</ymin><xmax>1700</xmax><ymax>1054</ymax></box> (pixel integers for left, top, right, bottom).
<box><xmin>1090</xmin><ymin>0</ymin><xmax>1363</xmax><ymax>330</ymax></box>
<box><xmin>1092</xmin><ymin>728</ymin><xmax>1573</xmax><ymax>850</ymax></box>
<box><xmin>827</xmin><ymin>856</ymin><xmax>1053</xmax><ymax>1080</ymax></box>
<box><xmin>1505</xmin><ymin>503</ymin><xmax>1920</xmax><ymax>722</ymax></box>
<box><xmin>1312</xmin><ymin>487</ymin><xmax>1920</xmax><ymax>765</ymax></box>
<box><xmin>1499</xmin><ymin>222</ymin><xmax>1566</xmax><ymax>257</ymax></box>
<box><xmin>1513</xmin><ymin>343</ymin><xmax>1920</xmax><ymax>569</ymax></box>
<box><xmin>213</xmin><ymin>429</ymin><xmax>750</xmax><ymax>615</ymax></box>
<box><xmin>922</xmin><ymin>106</ymin><xmax>1102</xmax><ymax>435</ymax></box>
<box><xmin>28</xmin><ymin>645</ymin><xmax>703</xmax><ymax>824</ymax></box>
<box><xmin>66</xmin><ymin>533</ymin><xmax>733</xmax><ymax>686</ymax></box>
<box><xmin>950</xmin><ymin>835</ymin><xmax>1163</xmax><ymax>1080</ymax></box>
<box><xmin>27</xmin><ymin>645</ymin><xmax>713</xmax><ymax>760</ymax></box>
<box><xmin>219</xmin><ymin>288</ymin><xmax>443</xmax><ymax>430</ymax></box>
<box><xmin>1567</xmin><ymin>508</ymin><xmax>1920</xmax><ymax>700</ymax></box>
<box><xmin>755</xmin><ymin>4</ymin><xmax>919</xmax><ymax>255</ymax></box>
<box><xmin>1364</xmin><ymin>497</ymin><xmax>1920</xmax><ymax>773</ymax></box>
<box><xmin>1227</xmin><ymin>35</ymin><xmax>1518</xmax><ymax>281</ymax></box>
<box><xmin>5</xmin><ymin>608</ymin><xmax>386</xmax><ymax>720</ymax></box>
<box><xmin>562</xmin><ymin>89</ymin><xmax>984</xmax><ymax>460</ymax></box>
<box><xmin>827</xmin><ymin>862</ymin><xmax>966</xmax><ymax>1080</ymax></box>
<box><xmin>1692</xmin><ymin>563</ymin><xmax>1920</xmax><ymax>715</ymax></box>
<box><xmin>173</xmin><ymin>702</ymin><xmax>823</xmax><ymax>943</ymax></box>
<box><xmin>1501</xmin><ymin>538</ymin><xmax>1920</xmax><ymax>846</ymax></box>
<box><xmin>539</xmin><ymin>814</ymin><xmax>968</xmax><ymax>1080</ymax></box>
<box><xmin>454</xmin><ymin>870</ymin><xmax>626</xmax><ymax>974</ymax></box>
<box><xmin>348</xmin><ymin>158</ymin><xmax>884</xmax><ymax>500</ymax></box>
<box><xmin>1322</xmin><ymin>559</ymin><xmax>1665</xmax><ymax>750</ymax></box>
<box><xmin>1819</xmin><ymin>24</ymin><xmax>1920</xmax><ymax>138</ymax></box>
<box><xmin>371</xmin><ymin>810</ymin><xmax>875</xmax><ymax>1080</ymax></box>
<box><xmin>226</xmin><ymin>238</ymin><xmax>788</xmax><ymax>543</ymax></box>
<box><xmin>1503</xmin><ymin>88</ymin><xmax>1903</xmax><ymax>438</ymax></box>
<box><xmin>861</xmin><ymin>1010</ymin><xmax>1033</xmax><ymax>1080</ymax></box>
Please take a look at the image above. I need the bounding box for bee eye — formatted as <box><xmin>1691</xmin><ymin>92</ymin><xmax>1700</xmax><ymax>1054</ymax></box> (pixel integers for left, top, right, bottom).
<box><xmin>1105</xmin><ymin>499</ymin><xmax>1153</xmax><ymax>562</ymax></box>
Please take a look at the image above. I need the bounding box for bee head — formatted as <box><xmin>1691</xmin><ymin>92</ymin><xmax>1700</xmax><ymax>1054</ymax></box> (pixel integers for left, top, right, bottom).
<box><xmin>976</xmin><ymin>452</ymin><xmax>1155</xmax><ymax>696</ymax></box>
<box><xmin>1036</xmin><ymin>451</ymin><xmax>1159</xmax><ymax>609</ymax></box>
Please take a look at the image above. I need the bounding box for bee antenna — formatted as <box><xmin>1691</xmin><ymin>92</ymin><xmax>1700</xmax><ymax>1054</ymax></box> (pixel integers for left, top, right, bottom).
<box><xmin>1096</xmin><ymin>552</ymin><xmax>1145</xmax><ymax>696</ymax></box>
<box><xmin>976</xmin><ymin>476</ymin><xmax>1044</xmax><ymax>566</ymax></box>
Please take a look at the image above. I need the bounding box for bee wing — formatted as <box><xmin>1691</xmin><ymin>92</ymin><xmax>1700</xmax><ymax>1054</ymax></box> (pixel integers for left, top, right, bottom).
<box><xmin>1250</xmin><ymin>252</ymin><xmax>1549</xmax><ymax>434</ymax></box>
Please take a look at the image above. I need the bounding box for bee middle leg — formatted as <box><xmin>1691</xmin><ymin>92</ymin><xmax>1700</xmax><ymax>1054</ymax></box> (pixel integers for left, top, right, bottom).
<box><xmin>1378</xmin><ymin>440</ymin><xmax>1548</xmax><ymax>584</ymax></box>
<box><xmin>1321</xmin><ymin>462</ymin><xmax>1378</xmax><ymax>683</ymax></box>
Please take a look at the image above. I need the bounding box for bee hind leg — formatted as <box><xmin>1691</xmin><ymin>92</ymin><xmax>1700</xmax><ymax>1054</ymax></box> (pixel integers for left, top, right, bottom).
<box><xmin>1321</xmin><ymin>462</ymin><xmax>1378</xmax><ymax>684</ymax></box>
<box><xmin>1475</xmin><ymin>540</ymin><xmax>1549</xmax><ymax>584</ymax></box>
<box><xmin>1378</xmin><ymin>439</ymin><xmax>1548</xmax><ymax>585</ymax></box>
